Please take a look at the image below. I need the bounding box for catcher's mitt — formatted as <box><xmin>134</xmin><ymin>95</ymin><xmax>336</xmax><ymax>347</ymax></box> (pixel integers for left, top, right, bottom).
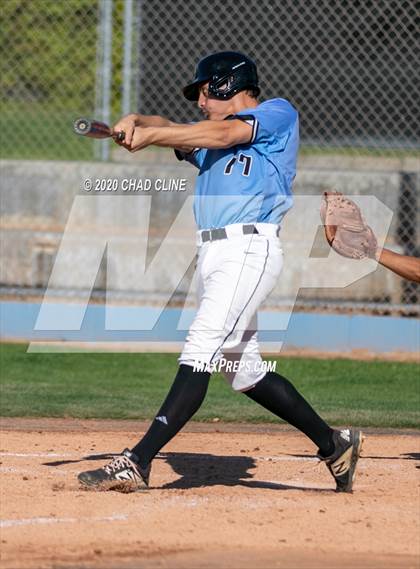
<box><xmin>320</xmin><ymin>191</ymin><xmax>378</xmax><ymax>260</ymax></box>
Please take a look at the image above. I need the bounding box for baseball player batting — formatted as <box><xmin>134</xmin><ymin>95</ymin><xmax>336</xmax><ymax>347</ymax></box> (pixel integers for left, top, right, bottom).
<box><xmin>78</xmin><ymin>51</ymin><xmax>362</xmax><ymax>493</ymax></box>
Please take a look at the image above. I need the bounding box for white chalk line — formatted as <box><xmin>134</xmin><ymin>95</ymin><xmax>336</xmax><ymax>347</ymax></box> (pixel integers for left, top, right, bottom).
<box><xmin>0</xmin><ymin>452</ymin><xmax>73</xmax><ymax>458</ymax></box>
<box><xmin>0</xmin><ymin>466</ymin><xmax>68</xmax><ymax>476</ymax></box>
<box><xmin>1</xmin><ymin>485</ymin><xmax>344</xmax><ymax>530</ymax></box>
<box><xmin>0</xmin><ymin>466</ymin><xmax>32</xmax><ymax>474</ymax></box>
<box><xmin>0</xmin><ymin>514</ymin><xmax>130</xmax><ymax>529</ymax></box>
<box><xmin>0</xmin><ymin>497</ymin><xmax>208</xmax><ymax>529</ymax></box>
<box><xmin>0</xmin><ymin>451</ymin><xmax>317</xmax><ymax>462</ymax></box>
<box><xmin>0</xmin><ymin>495</ymin><xmax>285</xmax><ymax>529</ymax></box>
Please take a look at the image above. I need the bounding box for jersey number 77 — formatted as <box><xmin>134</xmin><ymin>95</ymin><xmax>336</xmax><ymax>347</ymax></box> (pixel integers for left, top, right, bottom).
<box><xmin>224</xmin><ymin>153</ymin><xmax>253</xmax><ymax>177</ymax></box>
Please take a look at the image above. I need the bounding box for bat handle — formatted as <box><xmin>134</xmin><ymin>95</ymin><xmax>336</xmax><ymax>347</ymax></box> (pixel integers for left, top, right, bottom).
<box><xmin>113</xmin><ymin>131</ymin><xmax>125</xmax><ymax>142</ymax></box>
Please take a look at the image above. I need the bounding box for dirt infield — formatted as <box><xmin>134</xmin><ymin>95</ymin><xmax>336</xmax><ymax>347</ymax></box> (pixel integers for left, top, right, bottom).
<box><xmin>0</xmin><ymin>419</ymin><xmax>419</xmax><ymax>569</ymax></box>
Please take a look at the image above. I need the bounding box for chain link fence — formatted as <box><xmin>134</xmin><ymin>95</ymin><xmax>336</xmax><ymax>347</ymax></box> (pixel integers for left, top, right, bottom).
<box><xmin>1</xmin><ymin>0</ymin><xmax>419</xmax><ymax>310</ymax></box>
<box><xmin>138</xmin><ymin>0</ymin><xmax>419</xmax><ymax>152</ymax></box>
<box><xmin>2</xmin><ymin>0</ymin><xmax>418</xmax><ymax>158</ymax></box>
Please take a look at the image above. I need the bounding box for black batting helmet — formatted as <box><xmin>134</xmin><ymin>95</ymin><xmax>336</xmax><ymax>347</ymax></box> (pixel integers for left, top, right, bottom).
<box><xmin>183</xmin><ymin>51</ymin><xmax>260</xmax><ymax>101</ymax></box>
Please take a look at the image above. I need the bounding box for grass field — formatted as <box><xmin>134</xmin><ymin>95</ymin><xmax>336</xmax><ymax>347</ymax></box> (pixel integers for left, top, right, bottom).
<box><xmin>1</xmin><ymin>343</ymin><xmax>418</xmax><ymax>428</ymax></box>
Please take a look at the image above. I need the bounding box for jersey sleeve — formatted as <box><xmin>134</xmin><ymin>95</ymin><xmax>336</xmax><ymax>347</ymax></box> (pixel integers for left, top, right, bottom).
<box><xmin>174</xmin><ymin>148</ymin><xmax>206</xmax><ymax>169</ymax></box>
<box><xmin>234</xmin><ymin>99</ymin><xmax>298</xmax><ymax>150</ymax></box>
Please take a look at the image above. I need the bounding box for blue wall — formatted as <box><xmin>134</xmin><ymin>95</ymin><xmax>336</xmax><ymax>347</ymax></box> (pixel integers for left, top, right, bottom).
<box><xmin>1</xmin><ymin>301</ymin><xmax>419</xmax><ymax>354</ymax></box>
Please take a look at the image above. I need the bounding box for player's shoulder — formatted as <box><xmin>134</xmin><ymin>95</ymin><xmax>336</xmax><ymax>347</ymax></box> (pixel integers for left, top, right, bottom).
<box><xmin>256</xmin><ymin>98</ymin><xmax>298</xmax><ymax>116</ymax></box>
<box><xmin>233</xmin><ymin>98</ymin><xmax>298</xmax><ymax>140</ymax></box>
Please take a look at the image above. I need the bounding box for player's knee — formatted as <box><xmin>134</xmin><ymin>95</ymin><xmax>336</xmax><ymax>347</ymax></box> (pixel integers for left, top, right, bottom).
<box><xmin>221</xmin><ymin>330</ymin><xmax>248</xmax><ymax>352</ymax></box>
<box><xmin>222</xmin><ymin>366</ymin><xmax>266</xmax><ymax>392</ymax></box>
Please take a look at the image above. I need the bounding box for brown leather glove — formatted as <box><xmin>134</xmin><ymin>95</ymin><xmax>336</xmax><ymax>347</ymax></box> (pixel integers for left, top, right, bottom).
<box><xmin>320</xmin><ymin>191</ymin><xmax>378</xmax><ymax>259</ymax></box>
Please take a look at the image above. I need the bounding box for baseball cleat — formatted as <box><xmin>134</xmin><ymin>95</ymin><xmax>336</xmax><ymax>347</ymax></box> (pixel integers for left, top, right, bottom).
<box><xmin>78</xmin><ymin>449</ymin><xmax>150</xmax><ymax>493</ymax></box>
<box><xmin>319</xmin><ymin>428</ymin><xmax>363</xmax><ymax>493</ymax></box>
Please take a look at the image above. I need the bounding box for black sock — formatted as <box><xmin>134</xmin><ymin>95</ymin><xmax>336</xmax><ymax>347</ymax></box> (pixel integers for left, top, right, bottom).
<box><xmin>245</xmin><ymin>372</ymin><xmax>334</xmax><ymax>456</ymax></box>
<box><xmin>131</xmin><ymin>364</ymin><xmax>210</xmax><ymax>469</ymax></box>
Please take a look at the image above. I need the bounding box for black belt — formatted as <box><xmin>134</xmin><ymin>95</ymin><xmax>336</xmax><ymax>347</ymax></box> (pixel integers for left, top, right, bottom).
<box><xmin>201</xmin><ymin>224</ymin><xmax>259</xmax><ymax>243</ymax></box>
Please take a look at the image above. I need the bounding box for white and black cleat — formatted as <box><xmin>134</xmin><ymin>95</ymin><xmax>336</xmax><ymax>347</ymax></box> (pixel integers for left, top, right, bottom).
<box><xmin>78</xmin><ymin>449</ymin><xmax>150</xmax><ymax>493</ymax></box>
<box><xmin>319</xmin><ymin>429</ymin><xmax>363</xmax><ymax>493</ymax></box>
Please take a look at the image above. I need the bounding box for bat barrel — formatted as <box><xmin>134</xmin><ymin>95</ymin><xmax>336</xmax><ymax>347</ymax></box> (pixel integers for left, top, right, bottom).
<box><xmin>73</xmin><ymin>117</ymin><xmax>124</xmax><ymax>141</ymax></box>
<box><xmin>73</xmin><ymin>118</ymin><xmax>92</xmax><ymax>135</ymax></box>
<box><xmin>73</xmin><ymin>118</ymin><xmax>113</xmax><ymax>139</ymax></box>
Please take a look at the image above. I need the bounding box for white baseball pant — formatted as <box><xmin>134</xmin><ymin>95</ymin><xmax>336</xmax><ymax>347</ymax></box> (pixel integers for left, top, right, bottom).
<box><xmin>179</xmin><ymin>223</ymin><xmax>283</xmax><ymax>391</ymax></box>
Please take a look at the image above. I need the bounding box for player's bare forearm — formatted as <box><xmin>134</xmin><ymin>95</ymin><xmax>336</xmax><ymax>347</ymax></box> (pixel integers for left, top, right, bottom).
<box><xmin>378</xmin><ymin>248</ymin><xmax>420</xmax><ymax>283</ymax></box>
<box><xmin>112</xmin><ymin>113</ymin><xmax>180</xmax><ymax>146</ymax></box>
<box><xmin>133</xmin><ymin>114</ymin><xmax>177</xmax><ymax>128</ymax></box>
<box><xmin>128</xmin><ymin>120</ymin><xmax>252</xmax><ymax>152</ymax></box>
<box><xmin>131</xmin><ymin>114</ymin><xmax>195</xmax><ymax>153</ymax></box>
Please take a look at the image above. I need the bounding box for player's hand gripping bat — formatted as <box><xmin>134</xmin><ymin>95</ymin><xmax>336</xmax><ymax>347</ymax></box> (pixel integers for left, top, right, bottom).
<box><xmin>73</xmin><ymin>118</ymin><xmax>125</xmax><ymax>142</ymax></box>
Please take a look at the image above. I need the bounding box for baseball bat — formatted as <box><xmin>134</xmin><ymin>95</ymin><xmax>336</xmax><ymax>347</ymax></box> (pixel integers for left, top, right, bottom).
<box><xmin>73</xmin><ymin>118</ymin><xmax>125</xmax><ymax>141</ymax></box>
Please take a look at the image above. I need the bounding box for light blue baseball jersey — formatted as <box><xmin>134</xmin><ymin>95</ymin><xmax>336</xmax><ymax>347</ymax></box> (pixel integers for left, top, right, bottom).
<box><xmin>175</xmin><ymin>98</ymin><xmax>299</xmax><ymax>230</ymax></box>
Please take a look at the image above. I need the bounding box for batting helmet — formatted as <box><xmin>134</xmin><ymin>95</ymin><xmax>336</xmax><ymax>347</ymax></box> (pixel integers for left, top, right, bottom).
<box><xmin>183</xmin><ymin>51</ymin><xmax>260</xmax><ymax>101</ymax></box>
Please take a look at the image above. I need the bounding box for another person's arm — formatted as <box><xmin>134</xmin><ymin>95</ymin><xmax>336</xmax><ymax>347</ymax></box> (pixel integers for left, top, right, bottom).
<box><xmin>378</xmin><ymin>248</ymin><xmax>420</xmax><ymax>283</ymax></box>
